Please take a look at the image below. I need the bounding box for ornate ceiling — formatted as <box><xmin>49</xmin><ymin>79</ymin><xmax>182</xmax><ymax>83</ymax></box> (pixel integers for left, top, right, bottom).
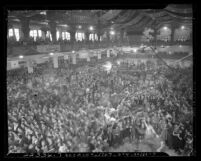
<box><xmin>8</xmin><ymin>4</ymin><xmax>192</xmax><ymax>34</ymax></box>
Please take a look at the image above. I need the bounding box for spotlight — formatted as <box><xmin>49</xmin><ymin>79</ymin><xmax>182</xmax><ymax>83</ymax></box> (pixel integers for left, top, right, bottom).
<box><xmin>72</xmin><ymin>50</ymin><xmax>75</xmax><ymax>53</ymax></box>
<box><xmin>163</xmin><ymin>26</ymin><xmax>168</xmax><ymax>30</ymax></box>
<box><xmin>181</xmin><ymin>26</ymin><xmax>185</xmax><ymax>30</ymax></box>
<box><xmin>110</xmin><ymin>31</ymin><xmax>115</xmax><ymax>35</ymax></box>
<box><xmin>116</xmin><ymin>60</ymin><xmax>120</xmax><ymax>65</ymax></box>
<box><xmin>78</xmin><ymin>25</ymin><xmax>82</xmax><ymax>29</ymax></box>
<box><xmin>49</xmin><ymin>53</ymin><xmax>54</xmax><ymax>56</ymax></box>
<box><xmin>19</xmin><ymin>55</ymin><xmax>24</xmax><ymax>59</ymax></box>
<box><xmin>89</xmin><ymin>26</ymin><xmax>94</xmax><ymax>31</ymax></box>
<box><xmin>133</xmin><ymin>48</ymin><xmax>137</xmax><ymax>53</ymax></box>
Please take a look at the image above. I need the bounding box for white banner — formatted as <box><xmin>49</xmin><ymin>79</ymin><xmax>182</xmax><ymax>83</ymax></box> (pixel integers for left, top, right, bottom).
<box><xmin>72</xmin><ymin>55</ymin><xmax>76</xmax><ymax>64</ymax></box>
<box><xmin>53</xmin><ymin>57</ymin><xmax>58</xmax><ymax>68</ymax></box>
<box><xmin>37</xmin><ymin>45</ymin><xmax>61</xmax><ymax>53</ymax></box>
<box><xmin>107</xmin><ymin>50</ymin><xmax>110</xmax><ymax>57</ymax></box>
<box><xmin>98</xmin><ymin>53</ymin><xmax>101</xmax><ymax>59</ymax></box>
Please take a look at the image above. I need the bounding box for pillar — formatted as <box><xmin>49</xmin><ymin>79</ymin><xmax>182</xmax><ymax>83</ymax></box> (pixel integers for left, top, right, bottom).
<box><xmin>70</xmin><ymin>25</ymin><xmax>76</xmax><ymax>44</ymax></box>
<box><xmin>20</xmin><ymin>17</ymin><xmax>30</xmax><ymax>41</ymax></box>
<box><xmin>58</xmin><ymin>30</ymin><xmax>62</xmax><ymax>40</ymax></box>
<box><xmin>107</xmin><ymin>49</ymin><xmax>110</xmax><ymax>57</ymax></box>
<box><xmin>41</xmin><ymin>27</ymin><xmax>48</xmax><ymax>40</ymax></box>
<box><xmin>72</xmin><ymin>55</ymin><xmax>76</xmax><ymax>64</ymax></box>
<box><xmin>120</xmin><ymin>28</ymin><xmax>124</xmax><ymax>44</ymax></box>
<box><xmin>85</xmin><ymin>31</ymin><xmax>90</xmax><ymax>42</ymax></box>
<box><xmin>106</xmin><ymin>31</ymin><xmax>110</xmax><ymax>42</ymax></box>
<box><xmin>53</xmin><ymin>56</ymin><xmax>58</xmax><ymax>68</ymax></box>
<box><xmin>98</xmin><ymin>52</ymin><xmax>101</xmax><ymax>59</ymax></box>
<box><xmin>49</xmin><ymin>21</ymin><xmax>57</xmax><ymax>43</ymax></box>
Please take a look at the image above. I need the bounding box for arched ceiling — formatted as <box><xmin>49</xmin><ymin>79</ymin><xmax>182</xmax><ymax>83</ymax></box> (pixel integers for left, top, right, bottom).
<box><xmin>8</xmin><ymin>4</ymin><xmax>192</xmax><ymax>34</ymax></box>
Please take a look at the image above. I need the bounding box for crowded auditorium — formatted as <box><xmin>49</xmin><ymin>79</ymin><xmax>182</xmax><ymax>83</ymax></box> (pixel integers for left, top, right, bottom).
<box><xmin>7</xmin><ymin>5</ymin><xmax>193</xmax><ymax>156</ymax></box>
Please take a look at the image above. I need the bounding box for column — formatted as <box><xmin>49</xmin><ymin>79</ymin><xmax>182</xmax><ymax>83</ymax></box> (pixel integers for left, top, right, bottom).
<box><xmin>59</xmin><ymin>30</ymin><xmax>62</xmax><ymax>40</ymax></box>
<box><xmin>20</xmin><ymin>17</ymin><xmax>30</xmax><ymax>42</ymax></box>
<box><xmin>171</xmin><ymin>26</ymin><xmax>176</xmax><ymax>44</ymax></box>
<box><xmin>41</xmin><ymin>27</ymin><xmax>47</xmax><ymax>40</ymax></box>
<box><xmin>98</xmin><ymin>52</ymin><xmax>101</xmax><ymax>59</ymax></box>
<box><xmin>107</xmin><ymin>31</ymin><xmax>110</xmax><ymax>42</ymax></box>
<box><xmin>46</xmin><ymin>11</ymin><xmax>57</xmax><ymax>43</ymax></box>
<box><xmin>85</xmin><ymin>31</ymin><xmax>90</xmax><ymax>42</ymax></box>
<box><xmin>49</xmin><ymin>21</ymin><xmax>57</xmax><ymax>43</ymax></box>
<box><xmin>53</xmin><ymin>56</ymin><xmax>58</xmax><ymax>68</ymax></box>
<box><xmin>72</xmin><ymin>55</ymin><xmax>76</xmax><ymax>64</ymax></box>
<box><xmin>107</xmin><ymin>49</ymin><xmax>110</xmax><ymax>57</ymax></box>
<box><xmin>120</xmin><ymin>28</ymin><xmax>124</xmax><ymax>44</ymax></box>
<box><xmin>70</xmin><ymin>25</ymin><xmax>76</xmax><ymax>44</ymax></box>
<box><xmin>97</xmin><ymin>31</ymin><xmax>101</xmax><ymax>42</ymax></box>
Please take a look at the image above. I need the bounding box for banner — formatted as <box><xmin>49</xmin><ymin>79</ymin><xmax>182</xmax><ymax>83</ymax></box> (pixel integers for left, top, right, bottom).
<box><xmin>53</xmin><ymin>57</ymin><xmax>58</xmax><ymax>68</ymax></box>
<box><xmin>36</xmin><ymin>45</ymin><xmax>61</xmax><ymax>53</ymax></box>
<box><xmin>98</xmin><ymin>53</ymin><xmax>101</xmax><ymax>59</ymax></box>
<box><xmin>107</xmin><ymin>50</ymin><xmax>110</xmax><ymax>57</ymax></box>
<box><xmin>72</xmin><ymin>55</ymin><xmax>76</xmax><ymax>64</ymax></box>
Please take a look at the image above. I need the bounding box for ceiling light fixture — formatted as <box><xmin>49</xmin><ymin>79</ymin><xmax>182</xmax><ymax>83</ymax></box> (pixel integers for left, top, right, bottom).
<box><xmin>89</xmin><ymin>26</ymin><xmax>94</xmax><ymax>31</ymax></box>
<box><xmin>19</xmin><ymin>55</ymin><xmax>24</xmax><ymax>59</ymax></box>
<box><xmin>110</xmin><ymin>31</ymin><xmax>115</xmax><ymax>35</ymax></box>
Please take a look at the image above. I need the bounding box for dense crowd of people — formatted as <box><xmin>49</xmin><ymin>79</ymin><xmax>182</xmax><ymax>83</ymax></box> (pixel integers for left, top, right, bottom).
<box><xmin>7</xmin><ymin>51</ymin><xmax>193</xmax><ymax>155</ymax></box>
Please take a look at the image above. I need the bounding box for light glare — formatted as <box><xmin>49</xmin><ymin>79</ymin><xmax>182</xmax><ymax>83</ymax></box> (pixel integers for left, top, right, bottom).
<box><xmin>19</xmin><ymin>55</ymin><xmax>24</xmax><ymax>59</ymax></box>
